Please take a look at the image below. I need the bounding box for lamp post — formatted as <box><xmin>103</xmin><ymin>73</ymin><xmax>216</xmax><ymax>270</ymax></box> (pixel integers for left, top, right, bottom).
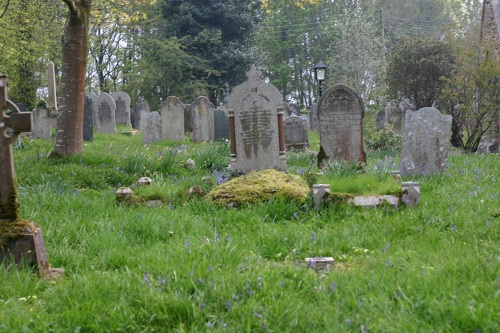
<box><xmin>314</xmin><ymin>60</ymin><xmax>327</xmax><ymax>98</ymax></box>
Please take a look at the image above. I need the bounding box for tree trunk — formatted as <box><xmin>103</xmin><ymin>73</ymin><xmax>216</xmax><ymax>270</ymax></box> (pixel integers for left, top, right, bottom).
<box><xmin>53</xmin><ymin>0</ymin><xmax>91</xmax><ymax>157</ymax></box>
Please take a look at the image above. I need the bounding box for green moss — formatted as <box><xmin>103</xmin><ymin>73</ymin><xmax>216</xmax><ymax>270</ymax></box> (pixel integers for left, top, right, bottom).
<box><xmin>205</xmin><ymin>169</ymin><xmax>310</xmax><ymax>207</ymax></box>
<box><xmin>0</xmin><ymin>220</ymin><xmax>36</xmax><ymax>247</ymax></box>
<box><xmin>0</xmin><ymin>181</ymin><xmax>19</xmax><ymax>221</ymax></box>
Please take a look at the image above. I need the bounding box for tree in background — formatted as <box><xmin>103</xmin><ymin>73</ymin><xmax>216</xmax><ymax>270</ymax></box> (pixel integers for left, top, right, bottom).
<box><xmin>386</xmin><ymin>37</ymin><xmax>455</xmax><ymax>109</ymax></box>
<box><xmin>53</xmin><ymin>0</ymin><xmax>91</xmax><ymax>157</ymax></box>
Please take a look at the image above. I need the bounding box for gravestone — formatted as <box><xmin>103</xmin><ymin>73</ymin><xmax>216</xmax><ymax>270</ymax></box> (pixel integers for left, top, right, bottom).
<box><xmin>284</xmin><ymin>115</ymin><xmax>309</xmax><ymax>151</ymax></box>
<box><xmin>86</xmin><ymin>92</ymin><xmax>99</xmax><ymax>127</ymax></box>
<box><xmin>112</xmin><ymin>91</ymin><xmax>131</xmax><ymax>127</ymax></box>
<box><xmin>227</xmin><ymin>65</ymin><xmax>286</xmax><ymax>173</ymax></box>
<box><xmin>214</xmin><ymin>108</ymin><xmax>230</xmax><ymax>141</ymax></box>
<box><xmin>317</xmin><ymin>84</ymin><xmax>366</xmax><ymax>165</ymax></box>
<box><xmin>132</xmin><ymin>99</ymin><xmax>149</xmax><ymax>130</ymax></box>
<box><xmin>31</xmin><ymin>107</ymin><xmax>52</xmax><ymax>139</ymax></box>
<box><xmin>83</xmin><ymin>94</ymin><xmax>93</xmax><ymax>141</ymax></box>
<box><xmin>477</xmin><ymin>111</ymin><xmax>499</xmax><ymax>153</ymax></box>
<box><xmin>160</xmin><ymin>96</ymin><xmax>185</xmax><ymax>141</ymax></box>
<box><xmin>289</xmin><ymin>103</ymin><xmax>301</xmax><ymax>116</ymax></box>
<box><xmin>0</xmin><ymin>74</ymin><xmax>51</xmax><ymax>275</ymax></box>
<box><xmin>47</xmin><ymin>61</ymin><xmax>58</xmax><ymax>113</ymax></box>
<box><xmin>142</xmin><ymin>111</ymin><xmax>161</xmax><ymax>144</ymax></box>
<box><xmin>309</xmin><ymin>103</ymin><xmax>320</xmax><ymax>132</ymax></box>
<box><xmin>400</xmin><ymin>107</ymin><xmax>452</xmax><ymax>176</ymax></box>
<box><xmin>190</xmin><ymin>96</ymin><xmax>215</xmax><ymax>142</ymax></box>
<box><xmin>95</xmin><ymin>93</ymin><xmax>116</xmax><ymax>133</ymax></box>
<box><xmin>385</xmin><ymin>99</ymin><xmax>404</xmax><ymax>134</ymax></box>
<box><xmin>375</xmin><ymin>109</ymin><xmax>385</xmax><ymax>130</ymax></box>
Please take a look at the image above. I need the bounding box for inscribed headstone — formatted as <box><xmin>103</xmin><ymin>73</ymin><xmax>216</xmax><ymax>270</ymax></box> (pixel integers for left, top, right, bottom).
<box><xmin>160</xmin><ymin>96</ymin><xmax>185</xmax><ymax>141</ymax></box>
<box><xmin>132</xmin><ymin>99</ymin><xmax>149</xmax><ymax>130</ymax></box>
<box><xmin>31</xmin><ymin>108</ymin><xmax>52</xmax><ymax>139</ymax></box>
<box><xmin>112</xmin><ymin>91</ymin><xmax>131</xmax><ymax>127</ymax></box>
<box><xmin>400</xmin><ymin>107</ymin><xmax>452</xmax><ymax>176</ymax></box>
<box><xmin>142</xmin><ymin>111</ymin><xmax>161</xmax><ymax>144</ymax></box>
<box><xmin>190</xmin><ymin>96</ymin><xmax>214</xmax><ymax>142</ymax></box>
<box><xmin>227</xmin><ymin>65</ymin><xmax>286</xmax><ymax>173</ymax></box>
<box><xmin>83</xmin><ymin>94</ymin><xmax>93</xmax><ymax>141</ymax></box>
<box><xmin>95</xmin><ymin>92</ymin><xmax>116</xmax><ymax>133</ymax></box>
<box><xmin>214</xmin><ymin>108</ymin><xmax>230</xmax><ymax>141</ymax></box>
<box><xmin>284</xmin><ymin>115</ymin><xmax>309</xmax><ymax>151</ymax></box>
<box><xmin>317</xmin><ymin>84</ymin><xmax>366</xmax><ymax>164</ymax></box>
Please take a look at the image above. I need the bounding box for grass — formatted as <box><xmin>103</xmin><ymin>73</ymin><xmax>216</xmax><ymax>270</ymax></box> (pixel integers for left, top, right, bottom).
<box><xmin>1</xmin><ymin>132</ymin><xmax>499</xmax><ymax>332</ymax></box>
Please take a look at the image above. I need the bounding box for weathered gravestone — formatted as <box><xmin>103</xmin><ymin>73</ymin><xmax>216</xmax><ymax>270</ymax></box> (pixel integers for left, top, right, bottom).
<box><xmin>31</xmin><ymin>107</ymin><xmax>53</xmax><ymax>139</ymax></box>
<box><xmin>160</xmin><ymin>96</ymin><xmax>185</xmax><ymax>141</ymax></box>
<box><xmin>95</xmin><ymin>92</ymin><xmax>116</xmax><ymax>133</ymax></box>
<box><xmin>83</xmin><ymin>94</ymin><xmax>93</xmax><ymax>141</ymax></box>
<box><xmin>214</xmin><ymin>107</ymin><xmax>230</xmax><ymax>141</ymax></box>
<box><xmin>284</xmin><ymin>115</ymin><xmax>309</xmax><ymax>151</ymax></box>
<box><xmin>86</xmin><ymin>92</ymin><xmax>98</xmax><ymax>127</ymax></box>
<box><xmin>0</xmin><ymin>75</ymin><xmax>52</xmax><ymax>275</ymax></box>
<box><xmin>400</xmin><ymin>107</ymin><xmax>452</xmax><ymax>176</ymax></box>
<box><xmin>132</xmin><ymin>98</ymin><xmax>149</xmax><ymax>130</ymax></box>
<box><xmin>47</xmin><ymin>61</ymin><xmax>58</xmax><ymax>114</ymax></box>
<box><xmin>227</xmin><ymin>65</ymin><xmax>286</xmax><ymax>173</ymax></box>
<box><xmin>190</xmin><ymin>96</ymin><xmax>215</xmax><ymax>142</ymax></box>
<box><xmin>112</xmin><ymin>91</ymin><xmax>131</xmax><ymax>127</ymax></box>
<box><xmin>317</xmin><ymin>84</ymin><xmax>366</xmax><ymax>165</ymax></box>
<box><xmin>385</xmin><ymin>99</ymin><xmax>404</xmax><ymax>134</ymax></box>
<box><xmin>142</xmin><ymin>111</ymin><xmax>161</xmax><ymax>144</ymax></box>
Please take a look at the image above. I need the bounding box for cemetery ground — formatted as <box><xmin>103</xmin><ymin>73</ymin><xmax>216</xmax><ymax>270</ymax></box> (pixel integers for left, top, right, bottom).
<box><xmin>1</xmin><ymin>130</ymin><xmax>499</xmax><ymax>333</ymax></box>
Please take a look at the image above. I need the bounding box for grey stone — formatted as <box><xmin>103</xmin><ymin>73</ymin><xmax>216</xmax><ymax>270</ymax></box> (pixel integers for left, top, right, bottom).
<box><xmin>400</xmin><ymin>107</ymin><xmax>452</xmax><ymax>176</ymax></box>
<box><xmin>375</xmin><ymin>109</ymin><xmax>385</xmax><ymax>130</ymax></box>
<box><xmin>31</xmin><ymin>108</ymin><xmax>52</xmax><ymax>139</ymax></box>
<box><xmin>312</xmin><ymin>184</ymin><xmax>331</xmax><ymax>209</ymax></box>
<box><xmin>160</xmin><ymin>96</ymin><xmax>185</xmax><ymax>141</ymax></box>
<box><xmin>85</xmin><ymin>92</ymin><xmax>99</xmax><ymax>127</ymax></box>
<box><xmin>284</xmin><ymin>115</ymin><xmax>309</xmax><ymax>151</ymax></box>
<box><xmin>214</xmin><ymin>108</ymin><xmax>230</xmax><ymax>141</ymax></box>
<box><xmin>318</xmin><ymin>84</ymin><xmax>366</xmax><ymax>164</ymax></box>
<box><xmin>385</xmin><ymin>99</ymin><xmax>404</xmax><ymax>134</ymax></box>
<box><xmin>477</xmin><ymin>111</ymin><xmax>499</xmax><ymax>153</ymax></box>
<box><xmin>95</xmin><ymin>93</ymin><xmax>116</xmax><ymax>133</ymax></box>
<box><xmin>132</xmin><ymin>99</ymin><xmax>149</xmax><ymax>130</ymax></box>
<box><xmin>227</xmin><ymin>65</ymin><xmax>286</xmax><ymax>173</ymax></box>
<box><xmin>142</xmin><ymin>111</ymin><xmax>161</xmax><ymax>144</ymax></box>
<box><xmin>402</xmin><ymin>182</ymin><xmax>420</xmax><ymax>207</ymax></box>
<box><xmin>190</xmin><ymin>96</ymin><xmax>214</xmax><ymax>142</ymax></box>
<box><xmin>112</xmin><ymin>91</ymin><xmax>131</xmax><ymax>127</ymax></box>
<box><xmin>309</xmin><ymin>103</ymin><xmax>320</xmax><ymax>132</ymax></box>
<box><xmin>47</xmin><ymin>61</ymin><xmax>58</xmax><ymax>113</ymax></box>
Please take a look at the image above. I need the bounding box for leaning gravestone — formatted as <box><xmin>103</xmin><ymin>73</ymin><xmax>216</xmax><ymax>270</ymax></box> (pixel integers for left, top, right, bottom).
<box><xmin>284</xmin><ymin>115</ymin><xmax>309</xmax><ymax>151</ymax></box>
<box><xmin>227</xmin><ymin>65</ymin><xmax>286</xmax><ymax>173</ymax></box>
<box><xmin>83</xmin><ymin>94</ymin><xmax>93</xmax><ymax>141</ymax></box>
<box><xmin>0</xmin><ymin>74</ymin><xmax>53</xmax><ymax>275</ymax></box>
<box><xmin>142</xmin><ymin>111</ymin><xmax>161</xmax><ymax>144</ymax></box>
<box><xmin>112</xmin><ymin>91</ymin><xmax>131</xmax><ymax>127</ymax></box>
<box><xmin>95</xmin><ymin>92</ymin><xmax>116</xmax><ymax>133</ymax></box>
<box><xmin>132</xmin><ymin>98</ymin><xmax>149</xmax><ymax>130</ymax></box>
<box><xmin>214</xmin><ymin>107</ymin><xmax>230</xmax><ymax>141</ymax></box>
<box><xmin>190</xmin><ymin>96</ymin><xmax>215</xmax><ymax>142</ymax></box>
<box><xmin>31</xmin><ymin>107</ymin><xmax>53</xmax><ymax>139</ymax></box>
<box><xmin>160</xmin><ymin>96</ymin><xmax>185</xmax><ymax>141</ymax></box>
<box><xmin>400</xmin><ymin>107</ymin><xmax>452</xmax><ymax>176</ymax></box>
<box><xmin>317</xmin><ymin>84</ymin><xmax>366</xmax><ymax>165</ymax></box>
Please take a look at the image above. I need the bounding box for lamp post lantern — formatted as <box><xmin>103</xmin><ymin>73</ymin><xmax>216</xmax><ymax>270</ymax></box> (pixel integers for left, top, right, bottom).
<box><xmin>314</xmin><ymin>60</ymin><xmax>327</xmax><ymax>98</ymax></box>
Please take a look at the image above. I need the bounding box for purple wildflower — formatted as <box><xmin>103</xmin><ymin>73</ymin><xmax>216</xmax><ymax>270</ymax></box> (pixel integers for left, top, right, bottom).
<box><xmin>226</xmin><ymin>300</ymin><xmax>232</xmax><ymax>310</ymax></box>
<box><xmin>312</xmin><ymin>232</ymin><xmax>316</xmax><ymax>243</ymax></box>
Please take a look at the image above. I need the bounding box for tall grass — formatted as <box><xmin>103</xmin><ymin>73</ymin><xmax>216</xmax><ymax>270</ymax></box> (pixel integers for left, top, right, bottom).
<box><xmin>1</xmin><ymin>133</ymin><xmax>498</xmax><ymax>332</ymax></box>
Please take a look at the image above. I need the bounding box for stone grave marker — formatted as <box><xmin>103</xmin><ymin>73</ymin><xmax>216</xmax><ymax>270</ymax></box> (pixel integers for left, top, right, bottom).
<box><xmin>83</xmin><ymin>94</ymin><xmax>93</xmax><ymax>141</ymax></box>
<box><xmin>95</xmin><ymin>92</ymin><xmax>116</xmax><ymax>133</ymax></box>
<box><xmin>132</xmin><ymin>98</ymin><xmax>149</xmax><ymax>130</ymax></box>
<box><xmin>112</xmin><ymin>91</ymin><xmax>131</xmax><ymax>127</ymax></box>
<box><xmin>317</xmin><ymin>84</ymin><xmax>366</xmax><ymax>165</ymax></box>
<box><xmin>190</xmin><ymin>96</ymin><xmax>215</xmax><ymax>142</ymax></box>
<box><xmin>385</xmin><ymin>99</ymin><xmax>404</xmax><ymax>134</ymax></box>
<box><xmin>47</xmin><ymin>61</ymin><xmax>58</xmax><ymax>113</ymax></box>
<box><xmin>227</xmin><ymin>65</ymin><xmax>286</xmax><ymax>173</ymax></box>
<box><xmin>142</xmin><ymin>111</ymin><xmax>161</xmax><ymax>144</ymax></box>
<box><xmin>284</xmin><ymin>115</ymin><xmax>309</xmax><ymax>151</ymax></box>
<box><xmin>160</xmin><ymin>96</ymin><xmax>185</xmax><ymax>141</ymax></box>
<box><xmin>375</xmin><ymin>109</ymin><xmax>385</xmax><ymax>130</ymax></box>
<box><xmin>309</xmin><ymin>103</ymin><xmax>320</xmax><ymax>132</ymax></box>
<box><xmin>31</xmin><ymin>107</ymin><xmax>53</xmax><ymax>139</ymax></box>
<box><xmin>214</xmin><ymin>107</ymin><xmax>230</xmax><ymax>141</ymax></box>
<box><xmin>86</xmin><ymin>92</ymin><xmax>98</xmax><ymax>127</ymax></box>
<box><xmin>400</xmin><ymin>107</ymin><xmax>452</xmax><ymax>176</ymax></box>
<box><xmin>0</xmin><ymin>74</ymin><xmax>53</xmax><ymax>275</ymax></box>
<box><xmin>477</xmin><ymin>111</ymin><xmax>499</xmax><ymax>153</ymax></box>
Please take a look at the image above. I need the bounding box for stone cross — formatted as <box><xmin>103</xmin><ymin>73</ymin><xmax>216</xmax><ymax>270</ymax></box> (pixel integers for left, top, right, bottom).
<box><xmin>0</xmin><ymin>75</ymin><xmax>33</xmax><ymax>221</ymax></box>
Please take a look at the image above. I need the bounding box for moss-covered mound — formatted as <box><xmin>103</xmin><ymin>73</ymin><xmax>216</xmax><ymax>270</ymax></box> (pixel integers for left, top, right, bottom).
<box><xmin>206</xmin><ymin>169</ymin><xmax>310</xmax><ymax>206</ymax></box>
